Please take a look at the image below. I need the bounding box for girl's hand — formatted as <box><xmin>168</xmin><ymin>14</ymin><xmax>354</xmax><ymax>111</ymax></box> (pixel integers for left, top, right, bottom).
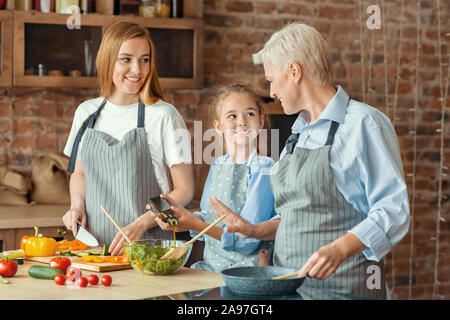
<box><xmin>108</xmin><ymin>213</ymin><xmax>153</xmax><ymax>256</ymax></box>
<box><xmin>208</xmin><ymin>197</ymin><xmax>256</xmax><ymax>239</ymax></box>
<box><xmin>62</xmin><ymin>207</ymin><xmax>86</xmax><ymax>237</ymax></box>
<box><xmin>146</xmin><ymin>194</ymin><xmax>199</xmax><ymax>232</ymax></box>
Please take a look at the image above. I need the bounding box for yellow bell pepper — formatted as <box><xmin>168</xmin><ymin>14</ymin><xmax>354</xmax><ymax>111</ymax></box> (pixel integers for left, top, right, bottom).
<box><xmin>25</xmin><ymin>226</ymin><xmax>56</xmax><ymax>257</ymax></box>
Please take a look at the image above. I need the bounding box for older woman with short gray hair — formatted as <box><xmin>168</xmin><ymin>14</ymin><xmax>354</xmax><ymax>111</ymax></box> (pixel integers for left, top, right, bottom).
<box><xmin>210</xmin><ymin>22</ymin><xmax>410</xmax><ymax>300</ymax></box>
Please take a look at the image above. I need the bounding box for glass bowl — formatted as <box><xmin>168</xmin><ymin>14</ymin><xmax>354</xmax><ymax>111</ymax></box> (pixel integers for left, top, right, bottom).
<box><xmin>124</xmin><ymin>239</ymin><xmax>193</xmax><ymax>275</ymax></box>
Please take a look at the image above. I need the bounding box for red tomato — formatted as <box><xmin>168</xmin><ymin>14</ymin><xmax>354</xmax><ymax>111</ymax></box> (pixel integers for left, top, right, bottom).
<box><xmin>66</xmin><ymin>267</ymin><xmax>81</xmax><ymax>282</ymax></box>
<box><xmin>77</xmin><ymin>276</ymin><xmax>88</xmax><ymax>288</ymax></box>
<box><xmin>49</xmin><ymin>256</ymin><xmax>71</xmax><ymax>273</ymax></box>
<box><xmin>87</xmin><ymin>274</ymin><xmax>99</xmax><ymax>285</ymax></box>
<box><xmin>0</xmin><ymin>260</ymin><xmax>18</xmax><ymax>278</ymax></box>
<box><xmin>101</xmin><ymin>275</ymin><xmax>112</xmax><ymax>286</ymax></box>
<box><xmin>54</xmin><ymin>274</ymin><xmax>66</xmax><ymax>285</ymax></box>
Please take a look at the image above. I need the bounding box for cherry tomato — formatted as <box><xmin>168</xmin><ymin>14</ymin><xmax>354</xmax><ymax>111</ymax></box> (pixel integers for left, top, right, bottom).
<box><xmin>101</xmin><ymin>275</ymin><xmax>112</xmax><ymax>286</ymax></box>
<box><xmin>66</xmin><ymin>267</ymin><xmax>81</xmax><ymax>282</ymax></box>
<box><xmin>54</xmin><ymin>274</ymin><xmax>66</xmax><ymax>285</ymax></box>
<box><xmin>77</xmin><ymin>276</ymin><xmax>88</xmax><ymax>288</ymax></box>
<box><xmin>49</xmin><ymin>256</ymin><xmax>71</xmax><ymax>274</ymax></box>
<box><xmin>88</xmin><ymin>274</ymin><xmax>99</xmax><ymax>285</ymax></box>
<box><xmin>0</xmin><ymin>259</ymin><xmax>18</xmax><ymax>278</ymax></box>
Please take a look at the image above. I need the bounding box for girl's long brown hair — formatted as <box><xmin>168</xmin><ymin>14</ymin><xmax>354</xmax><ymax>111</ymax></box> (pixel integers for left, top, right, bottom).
<box><xmin>95</xmin><ymin>21</ymin><xmax>164</xmax><ymax>105</ymax></box>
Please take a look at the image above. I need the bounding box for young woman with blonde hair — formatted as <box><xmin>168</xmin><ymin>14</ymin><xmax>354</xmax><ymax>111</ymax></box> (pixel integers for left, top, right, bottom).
<box><xmin>63</xmin><ymin>21</ymin><xmax>194</xmax><ymax>255</ymax></box>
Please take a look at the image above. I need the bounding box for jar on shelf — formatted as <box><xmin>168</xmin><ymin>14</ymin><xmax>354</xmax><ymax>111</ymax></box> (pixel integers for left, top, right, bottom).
<box><xmin>40</xmin><ymin>0</ymin><xmax>54</xmax><ymax>12</ymax></box>
<box><xmin>139</xmin><ymin>0</ymin><xmax>155</xmax><ymax>18</ymax></box>
<box><xmin>119</xmin><ymin>0</ymin><xmax>140</xmax><ymax>16</ymax></box>
<box><xmin>15</xmin><ymin>0</ymin><xmax>32</xmax><ymax>11</ymax></box>
<box><xmin>55</xmin><ymin>0</ymin><xmax>79</xmax><ymax>13</ymax></box>
<box><xmin>155</xmin><ymin>0</ymin><xmax>170</xmax><ymax>18</ymax></box>
<box><xmin>95</xmin><ymin>0</ymin><xmax>114</xmax><ymax>15</ymax></box>
<box><xmin>170</xmin><ymin>0</ymin><xmax>182</xmax><ymax>18</ymax></box>
<box><xmin>80</xmin><ymin>0</ymin><xmax>94</xmax><ymax>13</ymax></box>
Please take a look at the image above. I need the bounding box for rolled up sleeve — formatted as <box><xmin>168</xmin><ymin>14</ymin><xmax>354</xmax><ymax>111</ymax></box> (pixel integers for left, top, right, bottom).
<box><xmin>349</xmin><ymin>125</ymin><xmax>410</xmax><ymax>261</ymax></box>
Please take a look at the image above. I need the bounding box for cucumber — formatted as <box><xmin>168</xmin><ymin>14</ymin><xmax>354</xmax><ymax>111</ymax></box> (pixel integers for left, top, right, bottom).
<box><xmin>88</xmin><ymin>250</ymin><xmax>101</xmax><ymax>255</ymax></box>
<box><xmin>102</xmin><ymin>244</ymin><xmax>110</xmax><ymax>256</ymax></box>
<box><xmin>28</xmin><ymin>265</ymin><xmax>64</xmax><ymax>280</ymax></box>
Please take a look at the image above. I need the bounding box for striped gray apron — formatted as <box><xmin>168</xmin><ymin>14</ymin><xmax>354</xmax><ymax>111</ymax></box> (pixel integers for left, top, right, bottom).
<box><xmin>191</xmin><ymin>152</ymin><xmax>272</xmax><ymax>273</ymax></box>
<box><xmin>67</xmin><ymin>99</ymin><xmax>171</xmax><ymax>245</ymax></box>
<box><xmin>271</xmin><ymin>121</ymin><xmax>386</xmax><ymax>300</ymax></box>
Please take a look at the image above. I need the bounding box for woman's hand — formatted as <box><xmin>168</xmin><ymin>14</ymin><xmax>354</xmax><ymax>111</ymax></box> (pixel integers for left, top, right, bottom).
<box><xmin>208</xmin><ymin>197</ymin><xmax>256</xmax><ymax>239</ymax></box>
<box><xmin>62</xmin><ymin>207</ymin><xmax>86</xmax><ymax>238</ymax></box>
<box><xmin>108</xmin><ymin>213</ymin><xmax>154</xmax><ymax>256</ymax></box>
<box><xmin>297</xmin><ymin>233</ymin><xmax>366</xmax><ymax>280</ymax></box>
<box><xmin>297</xmin><ymin>242</ymin><xmax>346</xmax><ymax>280</ymax></box>
<box><xmin>147</xmin><ymin>194</ymin><xmax>201</xmax><ymax>232</ymax></box>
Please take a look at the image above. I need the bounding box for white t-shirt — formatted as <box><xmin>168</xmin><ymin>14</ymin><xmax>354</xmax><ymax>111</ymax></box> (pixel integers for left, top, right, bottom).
<box><xmin>63</xmin><ymin>97</ymin><xmax>192</xmax><ymax>194</ymax></box>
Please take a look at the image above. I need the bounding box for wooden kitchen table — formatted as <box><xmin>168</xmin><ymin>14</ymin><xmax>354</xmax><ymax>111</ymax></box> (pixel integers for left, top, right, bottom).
<box><xmin>0</xmin><ymin>261</ymin><xmax>225</xmax><ymax>300</ymax></box>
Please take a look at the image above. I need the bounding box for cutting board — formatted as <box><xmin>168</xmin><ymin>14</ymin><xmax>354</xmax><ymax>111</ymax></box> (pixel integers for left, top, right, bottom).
<box><xmin>3</xmin><ymin>249</ymin><xmax>131</xmax><ymax>272</ymax></box>
<box><xmin>25</xmin><ymin>255</ymin><xmax>132</xmax><ymax>272</ymax></box>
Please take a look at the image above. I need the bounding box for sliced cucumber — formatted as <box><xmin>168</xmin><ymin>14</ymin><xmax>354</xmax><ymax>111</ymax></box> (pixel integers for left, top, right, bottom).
<box><xmin>102</xmin><ymin>244</ymin><xmax>110</xmax><ymax>256</ymax></box>
<box><xmin>88</xmin><ymin>250</ymin><xmax>101</xmax><ymax>255</ymax></box>
<box><xmin>75</xmin><ymin>251</ymin><xmax>90</xmax><ymax>257</ymax></box>
<box><xmin>0</xmin><ymin>275</ymin><xmax>8</xmax><ymax>284</ymax></box>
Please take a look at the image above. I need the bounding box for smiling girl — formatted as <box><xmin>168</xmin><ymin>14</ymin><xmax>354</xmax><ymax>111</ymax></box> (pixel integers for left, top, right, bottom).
<box><xmin>62</xmin><ymin>21</ymin><xmax>194</xmax><ymax>255</ymax></box>
<box><xmin>152</xmin><ymin>84</ymin><xmax>278</xmax><ymax>273</ymax></box>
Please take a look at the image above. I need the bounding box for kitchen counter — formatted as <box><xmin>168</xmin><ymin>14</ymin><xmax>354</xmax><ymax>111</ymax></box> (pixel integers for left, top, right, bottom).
<box><xmin>0</xmin><ymin>261</ymin><xmax>226</xmax><ymax>300</ymax></box>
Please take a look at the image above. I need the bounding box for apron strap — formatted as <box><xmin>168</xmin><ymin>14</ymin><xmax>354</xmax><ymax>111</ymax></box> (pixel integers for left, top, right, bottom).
<box><xmin>325</xmin><ymin>121</ymin><xmax>340</xmax><ymax>146</ymax></box>
<box><xmin>285</xmin><ymin>132</ymin><xmax>300</xmax><ymax>155</ymax></box>
<box><xmin>137</xmin><ymin>99</ymin><xmax>145</xmax><ymax>128</ymax></box>
<box><xmin>285</xmin><ymin>120</ymin><xmax>339</xmax><ymax>155</ymax></box>
<box><xmin>67</xmin><ymin>99</ymin><xmax>107</xmax><ymax>173</ymax></box>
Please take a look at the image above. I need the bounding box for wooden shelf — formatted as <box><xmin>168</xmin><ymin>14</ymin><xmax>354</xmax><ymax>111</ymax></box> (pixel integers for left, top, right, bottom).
<box><xmin>7</xmin><ymin>10</ymin><xmax>204</xmax><ymax>89</ymax></box>
<box><xmin>0</xmin><ymin>10</ymin><xmax>13</xmax><ymax>87</ymax></box>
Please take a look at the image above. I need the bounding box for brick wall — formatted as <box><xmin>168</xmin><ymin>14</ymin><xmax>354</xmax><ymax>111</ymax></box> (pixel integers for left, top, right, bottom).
<box><xmin>0</xmin><ymin>0</ymin><xmax>449</xmax><ymax>299</ymax></box>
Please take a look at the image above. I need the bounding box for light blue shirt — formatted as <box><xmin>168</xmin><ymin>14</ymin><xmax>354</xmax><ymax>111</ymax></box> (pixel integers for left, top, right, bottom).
<box><xmin>280</xmin><ymin>85</ymin><xmax>410</xmax><ymax>262</ymax></box>
<box><xmin>190</xmin><ymin>154</ymin><xmax>277</xmax><ymax>255</ymax></box>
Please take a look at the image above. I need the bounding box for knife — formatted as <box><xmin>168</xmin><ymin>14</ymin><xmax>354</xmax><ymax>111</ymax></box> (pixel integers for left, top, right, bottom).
<box><xmin>75</xmin><ymin>222</ymin><xmax>99</xmax><ymax>247</ymax></box>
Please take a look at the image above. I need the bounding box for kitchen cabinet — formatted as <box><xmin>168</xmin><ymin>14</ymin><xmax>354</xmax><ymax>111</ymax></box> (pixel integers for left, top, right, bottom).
<box><xmin>11</xmin><ymin>10</ymin><xmax>204</xmax><ymax>89</ymax></box>
<box><xmin>0</xmin><ymin>204</ymin><xmax>73</xmax><ymax>251</ymax></box>
<box><xmin>0</xmin><ymin>10</ymin><xmax>13</xmax><ymax>87</ymax></box>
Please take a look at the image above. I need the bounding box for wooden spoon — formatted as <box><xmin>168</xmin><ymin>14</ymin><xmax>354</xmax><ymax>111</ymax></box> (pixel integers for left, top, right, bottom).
<box><xmin>160</xmin><ymin>213</ymin><xmax>229</xmax><ymax>260</ymax></box>
<box><xmin>272</xmin><ymin>270</ymin><xmax>306</xmax><ymax>280</ymax></box>
<box><xmin>100</xmin><ymin>205</ymin><xmax>133</xmax><ymax>244</ymax></box>
<box><xmin>272</xmin><ymin>272</ymin><xmax>298</xmax><ymax>280</ymax></box>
